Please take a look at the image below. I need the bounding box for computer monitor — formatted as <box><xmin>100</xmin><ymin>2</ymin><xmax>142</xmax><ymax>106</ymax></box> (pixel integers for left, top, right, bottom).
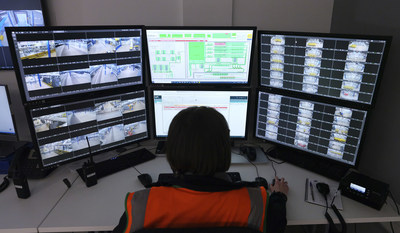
<box><xmin>27</xmin><ymin>89</ymin><xmax>149</xmax><ymax>167</ymax></box>
<box><xmin>0</xmin><ymin>85</ymin><xmax>17</xmax><ymax>142</ymax></box>
<box><xmin>152</xmin><ymin>89</ymin><xmax>249</xmax><ymax>139</ymax></box>
<box><xmin>6</xmin><ymin>26</ymin><xmax>144</xmax><ymax>103</ymax></box>
<box><xmin>255</xmin><ymin>90</ymin><xmax>368</xmax><ymax>178</ymax></box>
<box><xmin>258</xmin><ymin>31</ymin><xmax>391</xmax><ymax>107</ymax></box>
<box><xmin>0</xmin><ymin>0</ymin><xmax>45</xmax><ymax>69</ymax></box>
<box><xmin>146</xmin><ymin>27</ymin><xmax>256</xmax><ymax>85</ymax></box>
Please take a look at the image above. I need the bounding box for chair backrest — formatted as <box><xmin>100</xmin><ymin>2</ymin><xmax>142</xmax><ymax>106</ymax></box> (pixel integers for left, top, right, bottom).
<box><xmin>135</xmin><ymin>227</ymin><xmax>261</xmax><ymax>233</ymax></box>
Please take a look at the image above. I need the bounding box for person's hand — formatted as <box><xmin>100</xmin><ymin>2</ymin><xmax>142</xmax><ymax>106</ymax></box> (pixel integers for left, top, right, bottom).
<box><xmin>270</xmin><ymin>176</ymin><xmax>289</xmax><ymax>196</ymax></box>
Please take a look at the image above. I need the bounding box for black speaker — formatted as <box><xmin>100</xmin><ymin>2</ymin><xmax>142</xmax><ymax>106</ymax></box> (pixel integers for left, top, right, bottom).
<box><xmin>13</xmin><ymin>175</ymin><xmax>30</xmax><ymax>199</ymax></box>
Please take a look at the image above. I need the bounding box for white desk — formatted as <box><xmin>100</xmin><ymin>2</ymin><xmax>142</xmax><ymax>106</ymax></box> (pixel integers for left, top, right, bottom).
<box><xmin>38</xmin><ymin>153</ymin><xmax>400</xmax><ymax>232</ymax></box>
<box><xmin>0</xmin><ymin>166</ymin><xmax>78</xmax><ymax>233</ymax></box>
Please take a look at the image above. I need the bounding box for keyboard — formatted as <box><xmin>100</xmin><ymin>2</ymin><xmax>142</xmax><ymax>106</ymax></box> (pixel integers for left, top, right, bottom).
<box><xmin>77</xmin><ymin>148</ymin><xmax>155</xmax><ymax>180</ymax></box>
<box><xmin>158</xmin><ymin>172</ymin><xmax>242</xmax><ymax>183</ymax></box>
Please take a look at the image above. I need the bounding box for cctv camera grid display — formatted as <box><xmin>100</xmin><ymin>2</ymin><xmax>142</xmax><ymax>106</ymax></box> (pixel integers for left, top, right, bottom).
<box><xmin>256</xmin><ymin>91</ymin><xmax>367</xmax><ymax>165</ymax></box>
<box><xmin>0</xmin><ymin>0</ymin><xmax>45</xmax><ymax>69</ymax></box>
<box><xmin>10</xmin><ymin>28</ymin><xmax>143</xmax><ymax>102</ymax></box>
<box><xmin>260</xmin><ymin>33</ymin><xmax>387</xmax><ymax>105</ymax></box>
<box><xmin>30</xmin><ymin>90</ymin><xmax>148</xmax><ymax>167</ymax></box>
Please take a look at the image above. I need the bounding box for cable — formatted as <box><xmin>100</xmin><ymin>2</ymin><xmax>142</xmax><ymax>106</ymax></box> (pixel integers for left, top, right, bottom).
<box><xmin>247</xmin><ymin>158</ymin><xmax>260</xmax><ymax>178</ymax></box>
<box><xmin>390</xmin><ymin>222</ymin><xmax>395</xmax><ymax>233</ymax></box>
<box><xmin>354</xmin><ymin>223</ymin><xmax>357</xmax><ymax>233</ymax></box>
<box><xmin>0</xmin><ymin>176</ymin><xmax>10</xmax><ymax>193</ymax></box>
<box><xmin>389</xmin><ymin>190</ymin><xmax>400</xmax><ymax>215</ymax></box>
<box><xmin>259</xmin><ymin>146</ymin><xmax>285</xmax><ymax>177</ymax></box>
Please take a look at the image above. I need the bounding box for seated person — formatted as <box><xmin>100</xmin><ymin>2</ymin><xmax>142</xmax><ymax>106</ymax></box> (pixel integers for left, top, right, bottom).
<box><xmin>113</xmin><ymin>106</ymin><xmax>288</xmax><ymax>233</ymax></box>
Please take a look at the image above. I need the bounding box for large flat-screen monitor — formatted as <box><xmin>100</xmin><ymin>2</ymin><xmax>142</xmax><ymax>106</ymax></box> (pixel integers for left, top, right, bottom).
<box><xmin>255</xmin><ymin>90</ymin><xmax>368</xmax><ymax>178</ymax></box>
<box><xmin>6</xmin><ymin>26</ymin><xmax>144</xmax><ymax>103</ymax></box>
<box><xmin>0</xmin><ymin>0</ymin><xmax>45</xmax><ymax>69</ymax></box>
<box><xmin>152</xmin><ymin>89</ymin><xmax>249</xmax><ymax>139</ymax></box>
<box><xmin>0</xmin><ymin>85</ymin><xmax>17</xmax><ymax>141</ymax></box>
<box><xmin>258</xmin><ymin>31</ymin><xmax>391</xmax><ymax>107</ymax></box>
<box><xmin>27</xmin><ymin>89</ymin><xmax>149</xmax><ymax>167</ymax></box>
<box><xmin>146</xmin><ymin>27</ymin><xmax>256</xmax><ymax>85</ymax></box>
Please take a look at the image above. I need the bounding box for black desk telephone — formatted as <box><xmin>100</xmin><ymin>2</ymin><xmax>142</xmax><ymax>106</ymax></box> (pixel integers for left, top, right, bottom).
<box><xmin>339</xmin><ymin>171</ymin><xmax>389</xmax><ymax>210</ymax></box>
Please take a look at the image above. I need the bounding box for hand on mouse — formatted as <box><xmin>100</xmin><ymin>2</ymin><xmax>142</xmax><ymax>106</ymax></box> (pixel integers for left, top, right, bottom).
<box><xmin>270</xmin><ymin>176</ymin><xmax>289</xmax><ymax>196</ymax></box>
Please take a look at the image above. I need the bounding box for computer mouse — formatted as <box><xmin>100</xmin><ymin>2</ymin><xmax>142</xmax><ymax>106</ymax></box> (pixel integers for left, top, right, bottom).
<box><xmin>271</xmin><ymin>178</ymin><xmax>281</xmax><ymax>186</ymax></box>
<box><xmin>138</xmin><ymin>173</ymin><xmax>153</xmax><ymax>188</ymax></box>
<box><xmin>255</xmin><ymin>177</ymin><xmax>268</xmax><ymax>189</ymax></box>
<box><xmin>316</xmin><ymin>182</ymin><xmax>330</xmax><ymax>196</ymax></box>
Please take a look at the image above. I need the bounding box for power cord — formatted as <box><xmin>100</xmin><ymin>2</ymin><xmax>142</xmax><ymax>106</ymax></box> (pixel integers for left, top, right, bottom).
<box><xmin>389</xmin><ymin>190</ymin><xmax>399</xmax><ymax>233</ymax></box>
<box><xmin>259</xmin><ymin>146</ymin><xmax>285</xmax><ymax>177</ymax></box>
<box><xmin>0</xmin><ymin>176</ymin><xmax>10</xmax><ymax>193</ymax></box>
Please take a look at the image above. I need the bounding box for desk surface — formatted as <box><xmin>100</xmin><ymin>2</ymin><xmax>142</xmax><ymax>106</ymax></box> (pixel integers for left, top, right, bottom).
<box><xmin>1</xmin><ymin>144</ymin><xmax>399</xmax><ymax>233</ymax></box>
<box><xmin>0</xmin><ymin>166</ymin><xmax>78</xmax><ymax>233</ymax></box>
<box><xmin>39</xmin><ymin>151</ymin><xmax>400</xmax><ymax>232</ymax></box>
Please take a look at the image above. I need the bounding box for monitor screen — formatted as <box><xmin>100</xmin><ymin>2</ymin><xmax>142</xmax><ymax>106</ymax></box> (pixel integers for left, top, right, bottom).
<box><xmin>7</xmin><ymin>26</ymin><xmax>144</xmax><ymax>103</ymax></box>
<box><xmin>0</xmin><ymin>0</ymin><xmax>45</xmax><ymax>69</ymax></box>
<box><xmin>147</xmin><ymin>27</ymin><xmax>255</xmax><ymax>84</ymax></box>
<box><xmin>0</xmin><ymin>85</ymin><xmax>17</xmax><ymax>141</ymax></box>
<box><xmin>259</xmin><ymin>31</ymin><xmax>391</xmax><ymax>106</ymax></box>
<box><xmin>28</xmin><ymin>90</ymin><xmax>148</xmax><ymax>167</ymax></box>
<box><xmin>255</xmin><ymin>90</ymin><xmax>367</xmax><ymax>166</ymax></box>
<box><xmin>153</xmin><ymin>89</ymin><xmax>249</xmax><ymax>138</ymax></box>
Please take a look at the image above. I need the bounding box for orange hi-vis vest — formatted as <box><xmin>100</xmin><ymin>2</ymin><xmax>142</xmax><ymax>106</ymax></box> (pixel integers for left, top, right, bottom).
<box><xmin>123</xmin><ymin>186</ymin><xmax>268</xmax><ymax>233</ymax></box>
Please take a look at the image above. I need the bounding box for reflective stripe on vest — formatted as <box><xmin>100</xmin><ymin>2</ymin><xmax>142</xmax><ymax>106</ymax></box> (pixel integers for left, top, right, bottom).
<box><xmin>124</xmin><ymin>186</ymin><xmax>268</xmax><ymax>232</ymax></box>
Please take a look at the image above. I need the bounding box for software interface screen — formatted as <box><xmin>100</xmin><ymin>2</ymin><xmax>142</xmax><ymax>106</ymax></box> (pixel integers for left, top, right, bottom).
<box><xmin>9</xmin><ymin>27</ymin><xmax>143</xmax><ymax>102</ymax></box>
<box><xmin>30</xmin><ymin>90</ymin><xmax>148</xmax><ymax>167</ymax></box>
<box><xmin>260</xmin><ymin>33</ymin><xmax>388</xmax><ymax>104</ymax></box>
<box><xmin>153</xmin><ymin>90</ymin><xmax>248</xmax><ymax>138</ymax></box>
<box><xmin>147</xmin><ymin>29</ymin><xmax>254</xmax><ymax>84</ymax></box>
<box><xmin>0</xmin><ymin>86</ymin><xmax>15</xmax><ymax>135</ymax></box>
<box><xmin>1</xmin><ymin>0</ymin><xmax>45</xmax><ymax>69</ymax></box>
<box><xmin>256</xmin><ymin>91</ymin><xmax>367</xmax><ymax>165</ymax></box>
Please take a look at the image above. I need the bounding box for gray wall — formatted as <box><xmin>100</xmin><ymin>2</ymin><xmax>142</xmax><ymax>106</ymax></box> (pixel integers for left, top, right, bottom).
<box><xmin>331</xmin><ymin>0</ymin><xmax>400</xmax><ymax>228</ymax></box>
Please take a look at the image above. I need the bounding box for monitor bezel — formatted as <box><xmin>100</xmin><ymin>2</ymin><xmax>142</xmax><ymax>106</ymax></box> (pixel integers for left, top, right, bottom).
<box><xmin>150</xmin><ymin>86</ymin><xmax>251</xmax><ymax>141</ymax></box>
<box><xmin>145</xmin><ymin>26</ymin><xmax>257</xmax><ymax>87</ymax></box>
<box><xmin>254</xmin><ymin>87</ymin><xmax>371</xmax><ymax>171</ymax></box>
<box><xmin>257</xmin><ymin>30</ymin><xmax>392</xmax><ymax>110</ymax></box>
<box><xmin>24</xmin><ymin>86</ymin><xmax>151</xmax><ymax>168</ymax></box>
<box><xmin>0</xmin><ymin>84</ymin><xmax>18</xmax><ymax>142</ymax></box>
<box><xmin>6</xmin><ymin>25</ymin><xmax>146</xmax><ymax>104</ymax></box>
<box><xmin>0</xmin><ymin>0</ymin><xmax>47</xmax><ymax>70</ymax></box>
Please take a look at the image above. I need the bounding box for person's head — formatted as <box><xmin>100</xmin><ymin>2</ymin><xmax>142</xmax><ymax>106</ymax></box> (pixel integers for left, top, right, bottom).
<box><xmin>166</xmin><ymin>106</ymin><xmax>231</xmax><ymax>176</ymax></box>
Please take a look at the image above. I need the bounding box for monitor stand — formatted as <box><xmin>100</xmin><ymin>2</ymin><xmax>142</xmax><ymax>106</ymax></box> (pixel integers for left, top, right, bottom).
<box><xmin>155</xmin><ymin>140</ymin><xmax>166</xmax><ymax>154</ymax></box>
<box><xmin>268</xmin><ymin>146</ymin><xmax>349</xmax><ymax>181</ymax></box>
<box><xmin>0</xmin><ymin>141</ymin><xmax>27</xmax><ymax>158</ymax></box>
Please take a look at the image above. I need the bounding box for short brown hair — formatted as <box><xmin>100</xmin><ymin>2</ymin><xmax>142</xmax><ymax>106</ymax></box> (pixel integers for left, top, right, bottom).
<box><xmin>166</xmin><ymin>106</ymin><xmax>231</xmax><ymax>176</ymax></box>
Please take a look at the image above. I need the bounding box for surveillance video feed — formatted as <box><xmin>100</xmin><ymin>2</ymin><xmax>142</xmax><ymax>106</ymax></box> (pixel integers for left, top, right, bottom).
<box><xmin>9</xmin><ymin>27</ymin><xmax>143</xmax><ymax>102</ymax></box>
<box><xmin>0</xmin><ymin>7</ymin><xmax>45</xmax><ymax>69</ymax></box>
<box><xmin>260</xmin><ymin>32</ymin><xmax>389</xmax><ymax>105</ymax></box>
<box><xmin>66</xmin><ymin>107</ymin><xmax>96</xmax><ymax>125</ymax></box>
<box><xmin>116</xmin><ymin>37</ymin><xmax>140</xmax><ymax>52</ymax></box>
<box><xmin>17</xmin><ymin>40</ymin><xmax>56</xmax><ymax>59</ymax></box>
<box><xmin>88</xmin><ymin>38</ymin><xmax>116</xmax><ymax>54</ymax></box>
<box><xmin>30</xmin><ymin>90</ymin><xmax>148</xmax><ymax>167</ymax></box>
<box><xmin>256</xmin><ymin>91</ymin><xmax>367</xmax><ymax>165</ymax></box>
<box><xmin>55</xmin><ymin>39</ymin><xmax>88</xmax><ymax>57</ymax></box>
<box><xmin>90</xmin><ymin>64</ymin><xmax>118</xmax><ymax>85</ymax></box>
<box><xmin>60</xmin><ymin>68</ymin><xmax>91</xmax><ymax>87</ymax></box>
<box><xmin>25</xmin><ymin>72</ymin><xmax>60</xmax><ymax>91</ymax></box>
<box><xmin>95</xmin><ymin>99</ymin><xmax>122</xmax><ymax>122</ymax></box>
<box><xmin>71</xmin><ymin>132</ymin><xmax>100</xmax><ymax>152</ymax></box>
<box><xmin>117</xmin><ymin>64</ymin><xmax>141</xmax><ymax>79</ymax></box>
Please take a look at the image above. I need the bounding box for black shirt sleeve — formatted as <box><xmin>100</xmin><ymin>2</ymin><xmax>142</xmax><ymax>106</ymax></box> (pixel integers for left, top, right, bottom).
<box><xmin>113</xmin><ymin>213</ymin><xmax>127</xmax><ymax>233</ymax></box>
<box><xmin>266</xmin><ymin>192</ymin><xmax>287</xmax><ymax>233</ymax></box>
